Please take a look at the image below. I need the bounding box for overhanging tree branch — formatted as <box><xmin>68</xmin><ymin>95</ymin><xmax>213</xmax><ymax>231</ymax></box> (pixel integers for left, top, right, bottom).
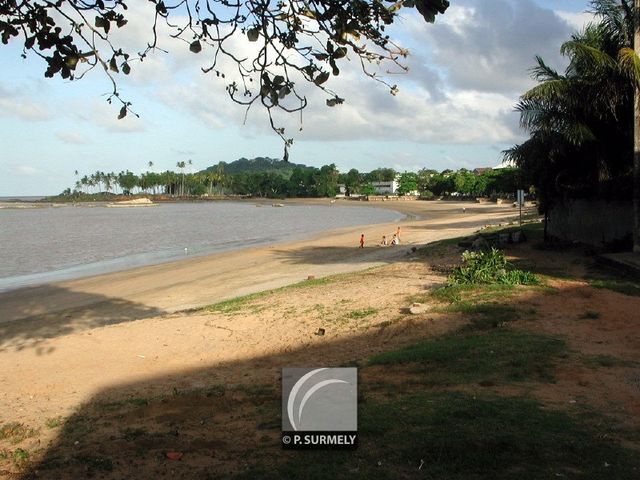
<box><xmin>0</xmin><ymin>0</ymin><xmax>448</xmax><ymax>149</ymax></box>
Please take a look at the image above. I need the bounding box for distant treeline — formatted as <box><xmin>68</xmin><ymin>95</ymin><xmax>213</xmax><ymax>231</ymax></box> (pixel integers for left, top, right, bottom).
<box><xmin>58</xmin><ymin>158</ymin><xmax>523</xmax><ymax>200</ymax></box>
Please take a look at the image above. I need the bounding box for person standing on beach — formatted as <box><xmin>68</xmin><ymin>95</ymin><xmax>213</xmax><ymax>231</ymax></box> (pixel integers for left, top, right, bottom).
<box><xmin>396</xmin><ymin>226</ymin><xmax>401</xmax><ymax>241</ymax></box>
<box><xmin>359</xmin><ymin>234</ymin><xmax>365</xmax><ymax>249</ymax></box>
<box><xmin>380</xmin><ymin>235</ymin><xmax>387</xmax><ymax>246</ymax></box>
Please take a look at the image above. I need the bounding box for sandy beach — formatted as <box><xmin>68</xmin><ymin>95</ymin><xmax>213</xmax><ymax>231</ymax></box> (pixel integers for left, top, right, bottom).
<box><xmin>0</xmin><ymin>200</ymin><xmax>519</xmax><ymax>325</ymax></box>
<box><xmin>0</xmin><ymin>199</ymin><xmax>528</xmax><ymax>475</ymax></box>
<box><xmin>2</xmin><ymin>198</ymin><xmax>640</xmax><ymax>479</ymax></box>
<box><xmin>0</xmin><ymin>200</ymin><xmax>520</xmax><ymax>412</ymax></box>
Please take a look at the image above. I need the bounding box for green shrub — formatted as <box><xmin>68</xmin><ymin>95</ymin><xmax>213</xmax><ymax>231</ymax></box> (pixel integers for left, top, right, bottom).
<box><xmin>420</xmin><ymin>190</ymin><xmax>435</xmax><ymax>200</ymax></box>
<box><xmin>450</xmin><ymin>248</ymin><xmax>539</xmax><ymax>286</ymax></box>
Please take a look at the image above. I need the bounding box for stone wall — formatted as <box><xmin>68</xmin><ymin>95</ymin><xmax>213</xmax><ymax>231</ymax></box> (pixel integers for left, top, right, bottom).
<box><xmin>548</xmin><ymin>199</ymin><xmax>633</xmax><ymax>247</ymax></box>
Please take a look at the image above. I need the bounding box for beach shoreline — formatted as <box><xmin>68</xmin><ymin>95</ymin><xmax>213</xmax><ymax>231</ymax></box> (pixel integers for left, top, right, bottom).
<box><xmin>0</xmin><ymin>198</ymin><xmax>405</xmax><ymax>293</ymax></box>
<box><xmin>0</xmin><ymin>200</ymin><xmax>523</xmax><ymax>326</ymax></box>
<box><xmin>0</xmin><ymin>199</ymin><xmax>533</xmax><ymax>446</ymax></box>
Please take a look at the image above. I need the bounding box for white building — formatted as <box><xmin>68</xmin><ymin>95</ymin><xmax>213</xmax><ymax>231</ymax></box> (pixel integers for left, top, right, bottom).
<box><xmin>371</xmin><ymin>180</ymin><xmax>398</xmax><ymax>195</ymax></box>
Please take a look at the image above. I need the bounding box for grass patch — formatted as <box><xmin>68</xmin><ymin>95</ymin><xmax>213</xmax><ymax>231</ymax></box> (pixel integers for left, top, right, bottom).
<box><xmin>416</xmin><ymin>235</ymin><xmax>462</xmax><ymax>256</ymax></box>
<box><xmin>202</xmin><ymin>270</ymin><xmax>374</xmax><ymax>314</ymax></box>
<box><xmin>11</xmin><ymin>448</ymin><xmax>29</xmax><ymax>467</ymax></box>
<box><xmin>583</xmin><ymin>355</ymin><xmax>637</xmax><ymax>369</ymax></box>
<box><xmin>205</xmin><ymin>384</ymin><xmax>226</xmax><ymax>398</ymax></box>
<box><xmin>0</xmin><ymin>422</ymin><xmax>39</xmax><ymax>444</ymax></box>
<box><xmin>590</xmin><ymin>278</ymin><xmax>640</xmax><ymax>297</ymax></box>
<box><xmin>121</xmin><ymin>427</ymin><xmax>147</xmax><ymax>442</ymax></box>
<box><xmin>95</xmin><ymin>397</ymin><xmax>149</xmax><ymax>412</ymax></box>
<box><xmin>205</xmin><ymin>291</ymin><xmax>268</xmax><ymax>314</ymax></box>
<box><xmin>58</xmin><ymin>415</ymin><xmax>96</xmax><ymax>443</ymax></box>
<box><xmin>580</xmin><ymin>310</ymin><xmax>601</xmax><ymax>320</ymax></box>
<box><xmin>235</xmin><ymin>392</ymin><xmax>639</xmax><ymax>479</ymax></box>
<box><xmin>73</xmin><ymin>454</ymin><xmax>113</xmax><ymax>473</ymax></box>
<box><xmin>481</xmin><ymin>221</ymin><xmax>544</xmax><ymax>237</ymax></box>
<box><xmin>345</xmin><ymin>308</ymin><xmax>379</xmax><ymax>320</ymax></box>
<box><xmin>441</xmin><ymin>301</ymin><xmax>520</xmax><ymax>330</ymax></box>
<box><xmin>420</xmin><ymin>282</ymin><xmax>518</xmax><ymax>306</ymax></box>
<box><xmin>125</xmin><ymin>397</ymin><xmax>150</xmax><ymax>407</ymax></box>
<box><xmin>233</xmin><ymin>383</ymin><xmax>277</xmax><ymax>401</ymax></box>
<box><xmin>45</xmin><ymin>417</ymin><xmax>63</xmax><ymax>429</ymax></box>
<box><xmin>369</xmin><ymin>329</ymin><xmax>566</xmax><ymax>385</ymax></box>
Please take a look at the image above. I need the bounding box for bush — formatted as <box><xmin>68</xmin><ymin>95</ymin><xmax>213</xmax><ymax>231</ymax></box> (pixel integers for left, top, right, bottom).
<box><xmin>450</xmin><ymin>248</ymin><xmax>539</xmax><ymax>286</ymax></box>
<box><xmin>419</xmin><ymin>190</ymin><xmax>435</xmax><ymax>200</ymax></box>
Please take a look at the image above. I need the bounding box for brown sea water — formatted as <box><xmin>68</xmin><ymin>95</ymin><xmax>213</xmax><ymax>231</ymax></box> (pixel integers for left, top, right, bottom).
<box><xmin>0</xmin><ymin>202</ymin><xmax>401</xmax><ymax>291</ymax></box>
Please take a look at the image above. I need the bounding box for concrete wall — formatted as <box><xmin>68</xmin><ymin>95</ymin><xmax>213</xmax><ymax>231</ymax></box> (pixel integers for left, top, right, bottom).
<box><xmin>548</xmin><ymin>199</ymin><xmax>633</xmax><ymax>246</ymax></box>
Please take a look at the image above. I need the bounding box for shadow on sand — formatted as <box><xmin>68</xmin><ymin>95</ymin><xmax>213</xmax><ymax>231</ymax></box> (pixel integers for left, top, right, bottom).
<box><xmin>13</xmin><ymin>279</ymin><xmax>638</xmax><ymax>479</ymax></box>
<box><xmin>0</xmin><ymin>285</ymin><xmax>165</xmax><ymax>354</ymax></box>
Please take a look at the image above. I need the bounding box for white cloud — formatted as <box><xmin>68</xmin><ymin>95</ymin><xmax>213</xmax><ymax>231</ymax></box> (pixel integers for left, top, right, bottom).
<box><xmin>146</xmin><ymin>0</ymin><xmax>573</xmax><ymax>147</ymax></box>
<box><xmin>75</xmin><ymin>101</ymin><xmax>146</xmax><ymax>133</ymax></box>
<box><xmin>13</xmin><ymin>165</ymin><xmax>43</xmax><ymax>176</ymax></box>
<box><xmin>0</xmin><ymin>85</ymin><xmax>52</xmax><ymax>122</ymax></box>
<box><xmin>556</xmin><ymin>10</ymin><xmax>595</xmax><ymax>31</ymax></box>
<box><xmin>410</xmin><ymin>0</ymin><xmax>572</xmax><ymax>95</ymax></box>
<box><xmin>56</xmin><ymin>132</ymin><xmax>90</xmax><ymax>144</ymax></box>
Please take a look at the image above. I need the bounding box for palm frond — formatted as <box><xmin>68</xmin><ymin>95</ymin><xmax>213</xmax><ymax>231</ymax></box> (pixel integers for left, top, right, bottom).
<box><xmin>618</xmin><ymin>47</ymin><xmax>640</xmax><ymax>84</ymax></box>
<box><xmin>529</xmin><ymin>55</ymin><xmax>561</xmax><ymax>82</ymax></box>
<box><xmin>521</xmin><ymin>79</ymin><xmax>569</xmax><ymax>103</ymax></box>
<box><xmin>561</xmin><ymin>40</ymin><xmax>617</xmax><ymax>71</ymax></box>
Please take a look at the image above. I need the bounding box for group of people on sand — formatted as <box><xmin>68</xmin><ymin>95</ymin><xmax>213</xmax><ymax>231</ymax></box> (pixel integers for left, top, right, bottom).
<box><xmin>359</xmin><ymin>226</ymin><xmax>401</xmax><ymax>249</ymax></box>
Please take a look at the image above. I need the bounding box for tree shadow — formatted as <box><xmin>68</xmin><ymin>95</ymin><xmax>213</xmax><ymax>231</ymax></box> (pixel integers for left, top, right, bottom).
<box><xmin>18</xmin><ymin>318</ymin><xmax>440</xmax><ymax>479</ymax></box>
<box><xmin>8</xmin><ymin>278</ymin><xmax>640</xmax><ymax>479</ymax></box>
<box><xmin>0</xmin><ymin>285</ymin><xmax>165</xmax><ymax>353</ymax></box>
<box><xmin>270</xmin><ymin>245</ymin><xmax>414</xmax><ymax>266</ymax></box>
<box><xmin>401</xmin><ymin>217</ymin><xmax>516</xmax><ymax>232</ymax></box>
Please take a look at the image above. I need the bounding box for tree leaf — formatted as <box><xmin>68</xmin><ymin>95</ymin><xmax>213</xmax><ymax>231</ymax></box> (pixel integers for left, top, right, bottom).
<box><xmin>278</xmin><ymin>86</ymin><xmax>291</xmax><ymax>99</ymax></box>
<box><xmin>314</xmin><ymin>71</ymin><xmax>330</xmax><ymax>86</ymax></box>
<box><xmin>118</xmin><ymin>105</ymin><xmax>127</xmax><ymax>119</ymax></box>
<box><xmin>333</xmin><ymin>47</ymin><xmax>347</xmax><ymax>59</ymax></box>
<box><xmin>247</xmin><ymin>27</ymin><xmax>260</xmax><ymax>42</ymax></box>
<box><xmin>109</xmin><ymin>57</ymin><xmax>119</xmax><ymax>73</ymax></box>
<box><xmin>189</xmin><ymin>40</ymin><xmax>202</xmax><ymax>53</ymax></box>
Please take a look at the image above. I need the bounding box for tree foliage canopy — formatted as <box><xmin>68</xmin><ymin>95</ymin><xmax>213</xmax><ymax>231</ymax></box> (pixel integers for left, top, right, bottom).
<box><xmin>504</xmin><ymin>0</ymin><xmax>637</xmax><ymax>212</ymax></box>
<box><xmin>1</xmin><ymin>0</ymin><xmax>449</xmax><ymax>146</ymax></box>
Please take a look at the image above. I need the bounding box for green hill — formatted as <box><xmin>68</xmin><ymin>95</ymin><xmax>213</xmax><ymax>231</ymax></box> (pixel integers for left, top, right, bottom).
<box><xmin>203</xmin><ymin>157</ymin><xmax>311</xmax><ymax>176</ymax></box>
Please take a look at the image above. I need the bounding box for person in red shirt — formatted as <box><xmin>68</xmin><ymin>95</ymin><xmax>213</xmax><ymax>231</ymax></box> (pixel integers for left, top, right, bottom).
<box><xmin>359</xmin><ymin>234</ymin><xmax>365</xmax><ymax>248</ymax></box>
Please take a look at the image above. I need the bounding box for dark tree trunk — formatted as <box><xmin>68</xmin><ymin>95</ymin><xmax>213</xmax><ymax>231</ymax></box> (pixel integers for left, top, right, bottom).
<box><xmin>635</xmin><ymin>0</ymin><xmax>640</xmax><ymax>252</ymax></box>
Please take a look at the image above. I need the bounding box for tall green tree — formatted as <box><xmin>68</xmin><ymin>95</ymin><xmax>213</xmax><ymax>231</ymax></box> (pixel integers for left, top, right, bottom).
<box><xmin>505</xmin><ymin>0</ymin><xmax>638</xmax><ymax>241</ymax></box>
<box><xmin>397</xmin><ymin>172</ymin><xmax>418</xmax><ymax>195</ymax></box>
<box><xmin>344</xmin><ymin>168</ymin><xmax>363</xmax><ymax>196</ymax></box>
<box><xmin>314</xmin><ymin>164</ymin><xmax>340</xmax><ymax>197</ymax></box>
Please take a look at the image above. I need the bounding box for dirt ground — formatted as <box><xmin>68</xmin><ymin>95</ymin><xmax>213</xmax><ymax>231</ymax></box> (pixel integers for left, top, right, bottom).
<box><xmin>0</xmin><ymin>202</ymin><xmax>639</xmax><ymax>478</ymax></box>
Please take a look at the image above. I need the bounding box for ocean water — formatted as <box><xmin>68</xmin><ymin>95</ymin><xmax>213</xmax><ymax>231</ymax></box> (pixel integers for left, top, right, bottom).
<box><xmin>0</xmin><ymin>202</ymin><xmax>402</xmax><ymax>291</ymax></box>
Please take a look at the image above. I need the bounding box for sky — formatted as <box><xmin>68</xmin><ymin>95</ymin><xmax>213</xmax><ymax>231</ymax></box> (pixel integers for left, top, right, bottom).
<box><xmin>0</xmin><ymin>0</ymin><xmax>595</xmax><ymax>196</ymax></box>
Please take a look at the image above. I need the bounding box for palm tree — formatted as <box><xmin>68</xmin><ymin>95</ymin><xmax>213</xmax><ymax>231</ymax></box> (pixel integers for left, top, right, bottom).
<box><xmin>104</xmin><ymin>172</ymin><xmax>112</xmax><ymax>193</ymax></box>
<box><xmin>507</xmin><ymin>1</ymin><xmax>637</xmax><ymax>243</ymax></box>
<box><xmin>176</xmin><ymin>161</ymin><xmax>186</xmax><ymax>196</ymax></box>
